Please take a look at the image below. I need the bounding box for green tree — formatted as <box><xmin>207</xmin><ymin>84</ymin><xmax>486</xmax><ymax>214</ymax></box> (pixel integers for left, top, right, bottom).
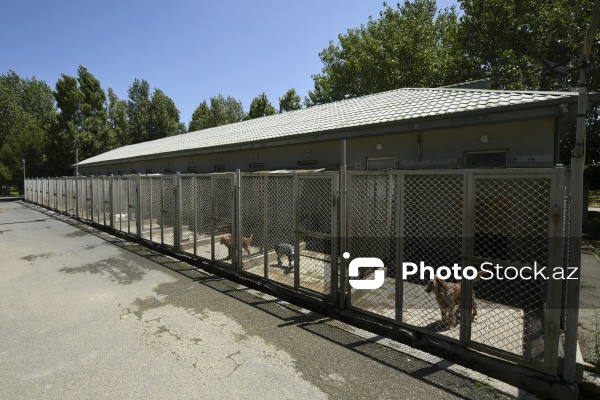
<box><xmin>107</xmin><ymin>88</ymin><xmax>130</xmax><ymax>146</ymax></box>
<box><xmin>0</xmin><ymin>71</ymin><xmax>55</xmax><ymax>185</ymax></box>
<box><xmin>279</xmin><ymin>89</ymin><xmax>302</xmax><ymax>112</ymax></box>
<box><xmin>127</xmin><ymin>79</ymin><xmax>185</xmax><ymax>142</ymax></box>
<box><xmin>246</xmin><ymin>92</ymin><xmax>276</xmax><ymax>120</ymax></box>
<box><xmin>49</xmin><ymin>73</ymin><xmax>84</xmax><ymax>176</ymax></box>
<box><xmin>188</xmin><ymin>100</ymin><xmax>211</xmax><ymax>132</ymax></box>
<box><xmin>77</xmin><ymin>65</ymin><xmax>113</xmax><ymax>154</ymax></box>
<box><xmin>148</xmin><ymin>89</ymin><xmax>186</xmax><ymax>140</ymax></box>
<box><xmin>307</xmin><ymin>0</ymin><xmax>463</xmax><ymax>105</ymax></box>
<box><xmin>455</xmin><ymin>0</ymin><xmax>600</xmax><ymax>166</ymax></box>
<box><xmin>208</xmin><ymin>94</ymin><xmax>245</xmax><ymax>127</ymax></box>
<box><xmin>127</xmin><ymin>78</ymin><xmax>151</xmax><ymax>144</ymax></box>
<box><xmin>49</xmin><ymin>66</ymin><xmax>112</xmax><ymax>175</ymax></box>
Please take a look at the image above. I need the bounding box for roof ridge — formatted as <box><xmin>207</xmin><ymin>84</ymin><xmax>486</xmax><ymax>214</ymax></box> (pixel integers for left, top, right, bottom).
<box><xmin>408</xmin><ymin>87</ymin><xmax>576</xmax><ymax>96</ymax></box>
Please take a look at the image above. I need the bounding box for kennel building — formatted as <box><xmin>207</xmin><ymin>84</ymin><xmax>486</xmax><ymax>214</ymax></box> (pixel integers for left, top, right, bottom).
<box><xmin>26</xmin><ymin>81</ymin><xmax>594</xmax><ymax>399</ymax></box>
<box><xmin>75</xmin><ymin>80</ymin><xmax>580</xmax><ymax>176</ymax></box>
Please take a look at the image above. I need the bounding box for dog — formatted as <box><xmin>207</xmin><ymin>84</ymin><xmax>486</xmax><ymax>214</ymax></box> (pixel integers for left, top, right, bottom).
<box><xmin>424</xmin><ymin>271</ymin><xmax>484</xmax><ymax>329</ymax></box>
<box><xmin>219</xmin><ymin>233</ymin><xmax>253</xmax><ymax>260</ymax></box>
<box><xmin>274</xmin><ymin>243</ymin><xmax>294</xmax><ymax>274</ymax></box>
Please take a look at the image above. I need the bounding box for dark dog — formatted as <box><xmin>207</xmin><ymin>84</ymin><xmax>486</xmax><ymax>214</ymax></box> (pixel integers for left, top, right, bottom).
<box><xmin>219</xmin><ymin>234</ymin><xmax>253</xmax><ymax>260</ymax></box>
<box><xmin>424</xmin><ymin>271</ymin><xmax>484</xmax><ymax>329</ymax></box>
<box><xmin>274</xmin><ymin>243</ymin><xmax>294</xmax><ymax>274</ymax></box>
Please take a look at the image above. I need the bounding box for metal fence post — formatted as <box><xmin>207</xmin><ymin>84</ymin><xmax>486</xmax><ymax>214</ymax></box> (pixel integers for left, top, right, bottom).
<box><xmin>64</xmin><ymin>178</ymin><xmax>68</xmax><ymax>213</ymax></box>
<box><xmin>175</xmin><ymin>172</ymin><xmax>181</xmax><ymax>252</ymax></box>
<box><xmin>235</xmin><ymin>169</ymin><xmax>242</xmax><ymax>272</ymax></box>
<box><xmin>460</xmin><ymin>172</ymin><xmax>475</xmax><ymax>344</ymax></box>
<box><xmin>293</xmin><ymin>173</ymin><xmax>300</xmax><ymax>289</ymax></box>
<box><xmin>395</xmin><ymin>172</ymin><xmax>404</xmax><ymax>323</ymax></box>
<box><xmin>109</xmin><ymin>175</ymin><xmax>114</xmax><ymax>230</ymax></box>
<box><xmin>90</xmin><ymin>176</ymin><xmax>94</xmax><ymax>223</ymax></box>
<box><xmin>161</xmin><ymin>176</ymin><xmax>165</xmax><ymax>245</ymax></box>
<box><xmin>339</xmin><ymin>140</ymin><xmax>347</xmax><ymax>309</ymax></box>
<box><xmin>543</xmin><ymin>168</ymin><xmax>565</xmax><ymax>374</ymax></box>
<box><xmin>263</xmin><ymin>175</ymin><xmax>269</xmax><ymax>279</ymax></box>
<box><xmin>137</xmin><ymin>173</ymin><xmax>142</xmax><ymax>239</ymax></box>
<box><xmin>75</xmin><ymin>175</ymin><xmax>79</xmax><ymax>218</ymax></box>
<box><xmin>193</xmin><ymin>177</ymin><xmax>197</xmax><ymax>256</ymax></box>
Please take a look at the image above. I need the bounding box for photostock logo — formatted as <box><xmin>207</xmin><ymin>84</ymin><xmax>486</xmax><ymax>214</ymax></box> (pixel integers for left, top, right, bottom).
<box><xmin>345</xmin><ymin>253</ymin><xmax>385</xmax><ymax>290</ymax></box>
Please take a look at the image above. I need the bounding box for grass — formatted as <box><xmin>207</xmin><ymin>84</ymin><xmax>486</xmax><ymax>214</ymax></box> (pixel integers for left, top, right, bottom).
<box><xmin>473</xmin><ymin>380</ymin><xmax>496</xmax><ymax>393</ymax></box>
<box><xmin>582</xmin><ymin>282</ymin><xmax>596</xmax><ymax>291</ymax></box>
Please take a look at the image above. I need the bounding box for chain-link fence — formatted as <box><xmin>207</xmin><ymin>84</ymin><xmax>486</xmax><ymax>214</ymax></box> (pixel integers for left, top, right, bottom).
<box><xmin>23</xmin><ymin>166</ymin><xmax>571</xmax><ymax>378</ymax></box>
<box><xmin>346</xmin><ymin>169</ymin><xmax>567</xmax><ymax>374</ymax></box>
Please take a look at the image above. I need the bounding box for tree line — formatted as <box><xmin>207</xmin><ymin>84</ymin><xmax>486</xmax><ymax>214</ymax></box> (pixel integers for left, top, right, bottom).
<box><xmin>2</xmin><ymin>0</ymin><xmax>599</xmax><ymax>188</ymax></box>
<box><xmin>0</xmin><ymin>66</ymin><xmax>303</xmax><ymax>182</ymax></box>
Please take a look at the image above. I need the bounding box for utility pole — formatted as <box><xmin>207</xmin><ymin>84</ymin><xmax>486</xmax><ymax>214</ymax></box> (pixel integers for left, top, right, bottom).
<box><xmin>563</xmin><ymin>0</ymin><xmax>600</xmax><ymax>383</ymax></box>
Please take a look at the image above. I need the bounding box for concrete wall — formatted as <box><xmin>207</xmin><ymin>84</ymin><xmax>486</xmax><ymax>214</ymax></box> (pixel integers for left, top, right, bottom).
<box><xmin>79</xmin><ymin>118</ymin><xmax>556</xmax><ymax>175</ymax></box>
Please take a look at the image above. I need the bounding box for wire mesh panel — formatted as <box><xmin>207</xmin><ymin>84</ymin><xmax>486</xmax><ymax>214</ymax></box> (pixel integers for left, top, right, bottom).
<box><xmin>112</xmin><ymin>177</ymin><xmax>125</xmax><ymax>233</ymax></box>
<box><xmin>138</xmin><ymin>176</ymin><xmax>162</xmax><ymax>244</ymax></box>
<box><xmin>347</xmin><ymin>173</ymin><xmax>398</xmax><ymax>320</ymax></box>
<box><xmin>55</xmin><ymin>179</ymin><xmax>59</xmax><ymax>210</ymax></box>
<box><xmin>193</xmin><ymin>176</ymin><xmax>213</xmax><ymax>260</ymax></box>
<box><xmin>212</xmin><ymin>174</ymin><xmax>234</xmax><ymax>265</ymax></box>
<box><xmin>402</xmin><ymin>173</ymin><xmax>464</xmax><ymax>336</ymax></box>
<box><xmin>239</xmin><ymin>175</ymin><xmax>265</xmax><ymax>277</ymax></box>
<box><xmin>296</xmin><ymin>175</ymin><xmax>337</xmax><ymax>296</ymax></box>
<box><xmin>162</xmin><ymin>175</ymin><xmax>177</xmax><ymax>247</ymax></box>
<box><xmin>180</xmin><ymin>176</ymin><xmax>196</xmax><ymax>254</ymax></box>
<box><xmin>139</xmin><ymin>177</ymin><xmax>152</xmax><ymax>241</ymax></box>
<box><xmin>66</xmin><ymin>178</ymin><xmax>75</xmax><ymax>216</ymax></box>
<box><xmin>76</xmin><ymin>178</ymin><xmax>83</xmax><ymax>218</ymax></box>
<box><xmin>92</xmin><ymin>178</ymin><xmax>101</xmax><ymax>222</ymax></box>
<box><xmin>44</xmin><ymin>179</ymin><xmax>49</xmax><ymax>207</ymax></box>
<box><xmin>101</xmin><ymin>177</ymin><xmax>110</xmax><ymax>226</ymax></box>
<box><xmin>263</xmin><ymin>175</ymin><xmax>295</xmax><ymax>286</ymax></box>
<box><xmin>128</xmin><ymin>176</ymin><xmax>139</xmax><ymax>236</ymax></box>
<box><xmin>469</xmin><ymin>176</ymin><xmax>553</xmax><ymax>365</ymax></box>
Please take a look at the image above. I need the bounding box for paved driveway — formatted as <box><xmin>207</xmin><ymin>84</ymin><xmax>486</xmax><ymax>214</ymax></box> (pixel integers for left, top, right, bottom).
<box><xmin>0</xmin><ymin>201</ymin><xmax>512</xmax><ymax>399</ymax></box>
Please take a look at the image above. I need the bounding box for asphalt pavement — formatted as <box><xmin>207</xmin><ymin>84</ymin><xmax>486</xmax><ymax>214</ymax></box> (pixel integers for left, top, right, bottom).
<box><xmin>0</xmin><ymin>201</ymin><xmax>524</xmax><ymax>399</ymax></box>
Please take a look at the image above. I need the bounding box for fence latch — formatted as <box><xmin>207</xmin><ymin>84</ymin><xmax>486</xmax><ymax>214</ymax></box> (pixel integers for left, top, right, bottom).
<box><xmin>553</xmin><ymin>205</ymin><xmax>560</xmax><ymax>223</ymax></box>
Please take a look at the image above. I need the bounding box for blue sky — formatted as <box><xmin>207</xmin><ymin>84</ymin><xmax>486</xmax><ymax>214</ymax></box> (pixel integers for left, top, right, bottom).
<box><xmin>1</xmin><ymin>0</ymin><xmax>458</xmax><ymax>126</ymax></box>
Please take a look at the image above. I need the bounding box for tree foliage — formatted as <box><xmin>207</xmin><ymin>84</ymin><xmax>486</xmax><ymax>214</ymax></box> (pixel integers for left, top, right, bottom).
<box><xmin>209</xmin><ymin>94</ymin><xmax>246</xmax><ymax>126</ymax></box>
<box><xmin>127</xmin><ymin>79</ymin><xmax>185</xmax><ymax>143</ymax></box>
<box><xmin>279</xmin><ymin>89</ymin><xmax>302</xmax><ymax>112</ymax></box>
<box><xmin>455</xmin><ymin>0</ymin><xmax>600</xmax><ymax>166</ymax></box>
<box><xmin>107</xmin><ymin>88</ymin><xmax>129</xmax><ymax>147</ymax></box>
<box><xmin>0</xmin><ymin>71</ymin><xmax>55</xmax><ymax>184</ymax></box>
<box><xmin>189</xmin><ymin>100</ymin><xmax>211</xmax><ymax>132</ymax></box>
<box><xmin>307</xmin><ymin>0</ymin><xmax>463</xmax><ymax>104</ymax></box>
<box><xmin>246</xmin><ymin>93</ymin><xmax>276</xmax><ymax>120</ymax></box>
<box><xmin>127</xmin><ymin>78</ymin><xmax>151</xmax><ymax>144</ymax></box>
<box><xmin>148</xmin><ymin>88</ymin><xmax>186</xmax><ymax>140</ymax></box>
<box><xmin>48</xmin><ymin>66</ymin><xmax>115</xmax><ymax>176</ymax></box>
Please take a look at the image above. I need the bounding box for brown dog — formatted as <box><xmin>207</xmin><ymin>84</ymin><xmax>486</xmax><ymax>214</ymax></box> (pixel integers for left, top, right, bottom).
<box><xmin>424</xmin><ymin>271</ymin><xmax>483</xmax><ymax>329</ymax></box>
<box><xmin>219</xmin><ymin>233</ymin><xmax>253</xmax><ymax>260</ymax></box>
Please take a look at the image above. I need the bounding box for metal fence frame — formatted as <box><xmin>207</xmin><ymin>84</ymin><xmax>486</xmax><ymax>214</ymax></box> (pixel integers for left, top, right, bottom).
<box><xmin>23</xmin><ymin>166</ymin><xmax>578</xmax><ymax>396</ymax></box>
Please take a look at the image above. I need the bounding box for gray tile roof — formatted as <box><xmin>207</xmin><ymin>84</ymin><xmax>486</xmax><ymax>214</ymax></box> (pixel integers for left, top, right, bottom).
<box><xmin>79</xmin><ymin>87</ymin><xmax>577</xmax><ymax>166</ymax></box>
